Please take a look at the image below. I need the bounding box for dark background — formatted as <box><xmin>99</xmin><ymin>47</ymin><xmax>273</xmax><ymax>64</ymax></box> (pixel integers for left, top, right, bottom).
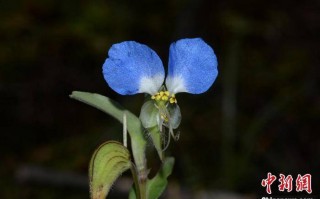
<box><xmin>1</xmin><ymin>0</ymin><xmax>319</xmax><ymax>198</ymax></box>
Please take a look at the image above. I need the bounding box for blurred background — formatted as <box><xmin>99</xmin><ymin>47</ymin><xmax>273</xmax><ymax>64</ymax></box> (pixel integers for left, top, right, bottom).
<box><xmin>1</xmin><ymin>0</ymin><xmax>319</xmax><ymax>198</ymax></box>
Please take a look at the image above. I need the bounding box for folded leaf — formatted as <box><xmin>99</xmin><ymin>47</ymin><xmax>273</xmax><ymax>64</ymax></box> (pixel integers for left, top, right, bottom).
<box><xmin>89</xmin><ymin>141</ymin><xmax>131</xmax><ymax>199</ymax></box>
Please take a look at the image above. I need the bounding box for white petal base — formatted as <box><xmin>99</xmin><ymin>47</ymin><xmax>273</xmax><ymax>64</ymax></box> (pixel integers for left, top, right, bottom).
<box><xmin>166</xmin><ymin>76</ymin><xmax>187</xmax><ymax>94</ymax></box>
<box><xmin>139</xmin><ymin>74</ymin><xmax>165</xmax><ymax>95</ymax></box>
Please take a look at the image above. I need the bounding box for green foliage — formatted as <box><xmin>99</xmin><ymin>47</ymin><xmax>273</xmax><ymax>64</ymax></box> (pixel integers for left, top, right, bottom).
<box><xmin>128</xmin><ymin>188</ymin><xmax>137</xmax><ymax>199</ymax></box>
<box><xmin>148</xmin><ymin>126</ymin><xmax>164</xmax><ymax>161</ymax></box>
<box><xmin>89</xmin><ymin>141</ymin><xmax>131</xmax><ymax>199</ymax></box>
<box><xmin>146</xmin><ymin>157</ymin><xmax>175</xmax><ymax>199</ymax></box>
<box><xmin>70</xmin><ymin>91</ymin><xmax>176</xmax><ymax>198</ymax></box>
<box><xmin>128</xmin><ymin>157</ymin><xmax>175</xmax><ymax>199</ymax></box>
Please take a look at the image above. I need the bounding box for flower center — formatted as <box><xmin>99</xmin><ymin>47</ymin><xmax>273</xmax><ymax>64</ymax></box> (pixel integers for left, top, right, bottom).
<box><xmin>151</xmin><ymin>91</ymin><xmax>177</xmax><ymax>104</ymax></box>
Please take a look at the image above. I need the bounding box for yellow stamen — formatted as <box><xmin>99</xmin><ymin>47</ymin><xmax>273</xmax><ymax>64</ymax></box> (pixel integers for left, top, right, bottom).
<box><xmin>151</xmin><ymin>90</ymin><xmax>177</xmax><ymax>104</ymax></box>
<box><xmin>161</xmin><ymin>95</ymin><xmax>169</xmax><ymax>101</ymax></box>
<box><xmin>169</xmin><ymin>93</ymin><xmax>177</xmax><ymax>104</ymax></box>
<box><xmin>155</xmin><ymin>95</ymin><xmax>161</xmax><ymax>100</ymax></box>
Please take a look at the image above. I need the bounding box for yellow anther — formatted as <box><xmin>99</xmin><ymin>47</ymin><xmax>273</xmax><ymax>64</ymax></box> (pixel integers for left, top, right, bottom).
<box><xmin>152</xmin><ymin>90</ymin><xmax>177</xmax><ymax>104</ymax></box>
<box><xmin>161</xmin><ymin>95</ymin><xmax>169</xmax><ymax>101</ymax></box>
<box><xmin>170</xmin><ymin>98</ymin><xmax>177</xmax><ymax>104</ymax></box>
<box><xmin>169</xmin><ymin>94</ymin><xmax>177</xmax><ymax>104</ymax></box>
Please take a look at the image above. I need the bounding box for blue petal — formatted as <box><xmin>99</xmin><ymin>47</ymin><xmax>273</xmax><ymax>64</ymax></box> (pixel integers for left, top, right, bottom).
<box><xmin>165</xmin><ymin>38</ymin><xmax>218</xmax><ymax>94</ymax></box>
<box><xmin>103</xmin><ymin>41</ymin><xmax>165</xmax><ymax>95</ymax></box>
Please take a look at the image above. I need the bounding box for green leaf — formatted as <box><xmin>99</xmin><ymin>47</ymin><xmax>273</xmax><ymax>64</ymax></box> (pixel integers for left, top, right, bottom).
<box><xmin>70</xmin><ymin>91</ymin><xmax>147</xmax><ymax>175</ymax></box>
<box><xmin>146</xmin><ymin>157</ymin><xmax>175</xmax><ymax>199</ymax></box>
<box><xmin>128</xmin><ymin>186</ymin><xmax>137</xmax><ymax>199</ymax></box>
<box><xmin>89</xmin><ymin>141</ymin><xmax>131</xmax><ymax>199</ymax></box>
<box><xmin>148</xmin><ymin>126</ymin><xmax>164</xmax><ymax>161</ymax></box>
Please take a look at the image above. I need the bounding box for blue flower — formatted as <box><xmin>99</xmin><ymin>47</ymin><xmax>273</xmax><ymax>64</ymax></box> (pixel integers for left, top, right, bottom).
<box><xmin>103</xmin><ymin>38</ymin><xmax>218</xmax><ymax>97</ymax></box>
<box><xmin>102</xmin><ymin>38</ymin><xmax>218</xmax><ymax>149</ymax></box>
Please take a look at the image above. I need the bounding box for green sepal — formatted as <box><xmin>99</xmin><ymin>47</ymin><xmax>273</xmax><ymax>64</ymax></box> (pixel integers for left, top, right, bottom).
<box><xmin>167</xmin><ymin>104</ymin><xmax>181</xmax><ymax>129</ymax></box>
<box><xmin>140</xmin><ymin>100</ymin><xmax>159</xmax><ymax>128</ymax></box>
<box><xmin>139</xmin><ymin>100</ymin><xmax>164</xmax><ymax>161</ymax></box>
<box><xmin>89</xmin><ymin>141</ymin><xmax>131</xmax><ymax>199</ymax></box>
<box><xmin>146</xmin><ymin>157</ymin><xmax>175</xmax><ymax>199</ymax></box>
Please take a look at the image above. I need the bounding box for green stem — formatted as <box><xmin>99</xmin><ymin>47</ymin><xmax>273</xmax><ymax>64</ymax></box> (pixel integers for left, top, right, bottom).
<box><xmin>136</xmin><ymin>165</ymin><xmax>148</xmax><ymax>199</ymax></box>
<box><xmin>130</xmin><ymin>163</ymin><xmax>148</xmax><ymax>199</ymax></box>
<box><xmin>130</xmin><ymin>165</ymin><xmax>141</xmax><ymax>198</ymax></box>
<box><xmin>138</xmin><ymin>178</ymin><xmax>147</xmax><ymax>199</ymax></box>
